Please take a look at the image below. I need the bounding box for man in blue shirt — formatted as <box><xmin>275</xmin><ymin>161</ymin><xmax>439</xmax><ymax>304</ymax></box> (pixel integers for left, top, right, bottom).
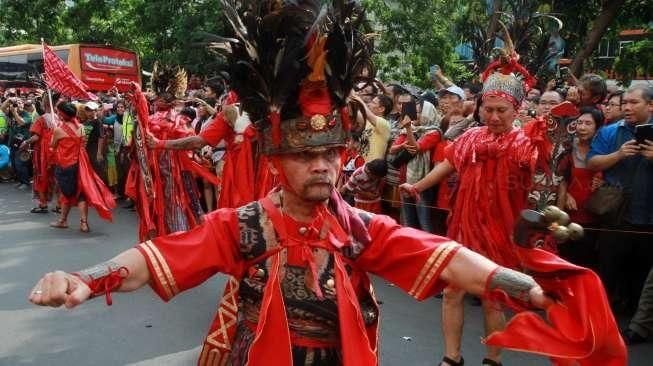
<box><xmin>587</xmin><ymin>85</ymin><xmax>653</xmax><ymax>323</ymax></box>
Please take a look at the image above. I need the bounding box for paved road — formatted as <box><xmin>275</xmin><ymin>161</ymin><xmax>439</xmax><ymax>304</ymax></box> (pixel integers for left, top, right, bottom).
<box><xmin>1</xmin><ymin>182</ymin><xmax>652</xmax><ymax>365</ymax></box>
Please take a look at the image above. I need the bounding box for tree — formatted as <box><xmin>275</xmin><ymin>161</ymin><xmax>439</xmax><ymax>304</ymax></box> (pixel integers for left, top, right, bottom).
<box><xmin>0</xmin><ymin>0</ymin><xmax>227</xmax><ymax>77</ymax></box>
<box><xmin>613</xmin><ymin>31</ymin><xmax>652</xmax><ymax>86</ymax></box>
<box><xmin>568</xmin><ymin>0</ymin><xmax>626</xmax><ymax>76</ymax></box>
<box><xmin>546</xmin><ymin>0</ymin><xmax>651</xmax><ymax>77</ymax></box>
<box><xmin>363</xmin><ymin>0</ymin><xmax>473</xmax><ymax>88</ymax></box>
<box><xmin>0</xmin><ymin>0</ymin><xmax>69</xmax><ymax>45</ymax></box>
<box><xmin>453</xmin><ymin>0</ymin><xmax>564</xmax><ymax>82</ymax></box>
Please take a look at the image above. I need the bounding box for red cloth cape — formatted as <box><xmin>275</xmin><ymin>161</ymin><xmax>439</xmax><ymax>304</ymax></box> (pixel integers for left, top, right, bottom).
<box><xmin>218</xmin><ymin>126</ymin><xmax>256</xmax><ymax>208</ymax></box>
<box><xmin>485</xmin><ymin>246</ymin><xmax>627</xmax><ymax>366</ymax></box>
<box><xmin>78</xmin><ymin>147</ymin><xmax>116</xmax><ymax>221</ymax></box>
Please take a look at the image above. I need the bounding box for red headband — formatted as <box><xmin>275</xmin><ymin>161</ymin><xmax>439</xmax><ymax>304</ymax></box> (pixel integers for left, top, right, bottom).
<box><xmin>482</xmin><ymin>90</ymin><xmax>520</xmax><ymax>109</ymax></box>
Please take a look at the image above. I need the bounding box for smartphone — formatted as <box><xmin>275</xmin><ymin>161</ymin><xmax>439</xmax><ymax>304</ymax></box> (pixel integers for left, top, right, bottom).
<box><xmin>635</xmin><ymin>124</ymin><xmax>653</xmax><ymax>144</ymax></box>
<box><xmin>429</xmin><ymin>65</ymin><xmax>439</xmax><ymax>81</ymax></box>
<box><xmin>401</xmin><ymin>100</ymin><xmax>417</xmax><ymax>121</ymax></box>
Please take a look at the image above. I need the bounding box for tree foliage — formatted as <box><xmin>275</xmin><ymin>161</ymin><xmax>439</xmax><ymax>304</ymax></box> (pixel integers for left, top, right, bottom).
<box><xmin>363</xmin><ymin>0</ymin><xmax>473</xmax><ymax>88</ymax></box>
<box><xmin>613</xmin><ymin>31</ymin><xmax>653</xmax><ymax>87</ymax></box>
<box><xmin>454</xmin><ymin>0</ymin><xmax>568</xmax><ymax>83</ymax></box>
<box><xmin>0</xmin><ymin>0</ymin><xmax>226</xmax><ymax>76</ymax></box>
<box><xmin>1</xmin><ymin>0</ymin><xmax>651</xmax><ymax>85</ymax></box>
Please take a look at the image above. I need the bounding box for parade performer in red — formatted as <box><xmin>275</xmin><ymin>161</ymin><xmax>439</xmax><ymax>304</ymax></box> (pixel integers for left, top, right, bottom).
<box><xmin>49</xmin><ymin>102</ymin><xmax>115</xmax><ymax>232</ymax></box>
<box><xmin>400</xmin><ymin>25</ymin><xmax>624</xmax><ymax>366</ymax></box>
<box><xmin>126</xmin><ymin>64</ymin><xmax>218</xmax><ymax>240</ymax></box>
<box><xmin>21</xmin><ymin>96</ymin><xmax>59</xmax><ymax>213</ymax></box>
<box><xmin>29</xmin><ymin>2</ymin><xmax>623</xmax><ymax>366</ymax></box>
<box><xmin>148</xmin><ymin>91</ymin><xmax>274</xmax><ymax>208</ymax></box>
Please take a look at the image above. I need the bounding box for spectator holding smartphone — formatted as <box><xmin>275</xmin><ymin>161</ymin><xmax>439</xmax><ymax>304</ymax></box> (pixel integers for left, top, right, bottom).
<box><xmin>587</xmin><ymin>85</ymin><xmax>653</xmax><ymax>313</ymax></box>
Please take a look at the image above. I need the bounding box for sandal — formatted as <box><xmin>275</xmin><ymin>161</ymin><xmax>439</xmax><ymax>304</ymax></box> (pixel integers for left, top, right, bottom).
<box><xmin>440</xmin><ymin>356</ymin><xmax>464</xmax><ymax>366</ymax></box>
<box><xmin>50</xmin><ymin>219</ymin><xmax>68</xmax><ymax>229</ymax></box>
<box><xmin>482</xmin><ymin>358</ymin><xmax>502</xmax><ymax>366</ymax></box>
<box><xmin>30</xmin><ymin>206</ymin><xmax>49</xmax><ymax>213</ymax></box>
<box><xmin>80</xmin><ymin>219</ymin><xmax>90</xmax><ymax>233</ymax></box>
<box><xmin>52</xmin><ymin>206</ymin><xmax>61</xmax><ymax>213</ymax></box>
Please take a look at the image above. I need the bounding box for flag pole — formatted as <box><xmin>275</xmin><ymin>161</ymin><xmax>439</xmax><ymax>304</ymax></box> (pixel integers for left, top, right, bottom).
<box><xmin>41</xmin><ymin>38</ymin><xmax>56</xmax><ymax>120</ymax></box>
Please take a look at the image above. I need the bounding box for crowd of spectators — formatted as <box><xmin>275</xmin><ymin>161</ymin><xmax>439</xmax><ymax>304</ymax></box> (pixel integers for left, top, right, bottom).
<box><xmin>1</xmin><ymin>68</ymin><xmax>652</xmax><ymax>344</ymax></box>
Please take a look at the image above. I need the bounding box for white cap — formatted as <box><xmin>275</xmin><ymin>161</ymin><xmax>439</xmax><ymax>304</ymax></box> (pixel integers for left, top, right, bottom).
<box><xmin>438</xmin><ymin>85</ymin><xmax>465</xmax><ymax>101</ymax></box>
<box><xmin>84</xmin><ymin>101</ymin><xmax>100</xmax><ymax>110</ymax></box>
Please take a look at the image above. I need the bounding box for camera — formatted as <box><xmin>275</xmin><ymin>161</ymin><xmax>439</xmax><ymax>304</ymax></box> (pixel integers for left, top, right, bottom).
<box><xmin>552</xmin><ymin>66</ymin><xmax>569</xmax><ymax>91</ymax></box>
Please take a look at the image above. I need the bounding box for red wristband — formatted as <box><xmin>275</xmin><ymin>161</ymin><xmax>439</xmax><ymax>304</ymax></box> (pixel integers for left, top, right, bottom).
<box><xmin>72</xmin><ymin>264</ymin><xmax>129</xmax><ymax>306</ymax></box>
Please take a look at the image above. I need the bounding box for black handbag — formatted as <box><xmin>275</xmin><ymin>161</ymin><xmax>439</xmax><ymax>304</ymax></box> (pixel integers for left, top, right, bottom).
<box><xmin>584</xmin><ymin>127</ymin><xmax>634</xmax><ymax>224</ymax></box>
<box><xmin>585</xmin><ymin>185</ymin><xmax>625</xmax><ymax>216</ymax></box>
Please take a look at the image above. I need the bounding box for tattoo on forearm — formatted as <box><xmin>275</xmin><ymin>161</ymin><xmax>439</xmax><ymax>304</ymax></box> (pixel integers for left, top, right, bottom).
<box><xmin>74</xmin><ymin>261</ymin><xmax>122</xmax><ymax>283</ymax></box>
<box><xmin>488</xmin><ymin>267</ymin><xmax>538</xmax><ymax>303</ymax></box>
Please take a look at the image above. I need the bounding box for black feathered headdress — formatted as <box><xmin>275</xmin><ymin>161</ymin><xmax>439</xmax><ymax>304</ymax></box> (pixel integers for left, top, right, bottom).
<box><xmin>149</xmin><ymin>62</ymin><xmax>188</xmax><ymax>103</ymax></box>
<box><xmin>210</xmin><ymin>0</ymin><xmax>374</xmax><ymax>154</ymax></box>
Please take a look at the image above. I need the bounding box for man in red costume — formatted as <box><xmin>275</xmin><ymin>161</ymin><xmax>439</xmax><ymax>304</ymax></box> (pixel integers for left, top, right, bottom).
<box><xmin>28</xmin><ymin>2</ymin><xmax>624</xmax><ymax>366</ymax></box>
<box><xmin>20</xmin><ymin>95</ymin><xmax>59</xmax><ymax>212</ymax></box>
<box><xmin>126</xmin><ymin>63</ymin><xmax>218</xmax><ymax>240</ymax></box>
<box><xmin>147</xmin><ymin>90</ymin><xmax>274</xmax><ymax>209</ymax></box>
<box><xmin>399</xmin><ymin>38</ymin><xmax>560</xmax><ymax>365</ymax></box>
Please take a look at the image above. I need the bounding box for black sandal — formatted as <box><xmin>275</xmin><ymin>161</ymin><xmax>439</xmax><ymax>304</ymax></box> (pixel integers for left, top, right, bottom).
<box><xmin>440</xmin><ymin>356</ymin><xmax>464</xmax><ymax>366</ymax></box>
<box><xmin>30</xmin><ymin>206</ymin><xmax>48</xmax><ymax>213</ymax></box>
<box><xmin>482</xmin><ymin>358</ymin><xmax>502</xmax><ymax>366</ymax></box>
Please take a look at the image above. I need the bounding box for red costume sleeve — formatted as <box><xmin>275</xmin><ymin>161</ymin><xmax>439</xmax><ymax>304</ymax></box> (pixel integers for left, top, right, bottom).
<box><xmin>485</xmin><ymin>246</ymin><xmax>627</xmax><ymax>366</ymax></box>
<box><xmin>356</xmin><ymin>214</ymin><xmax>462</xmax><ymax>300</ymax></box>
<box><xmin>199</xmin><ymin>112</ymin><xmax>231</xmax><ymax>147</ymax></box>
<box><xmin>392</xmin><ymin>134</ymin><xmax>407</xmax><ymax>147</ymax></box>
<box><xmin>418</xmin><ymin>130</ymin><xmax>441</xmax><ymax>152</ymax></box>
<box><xmin>443</xmin><ymin>141</ymin><xmax>457</xmax><ymax>169</ymax></box>
<box><xmin>135</xmin><ymin>209</ymin><xmax>244</xmax><ymax>301</ymax></box>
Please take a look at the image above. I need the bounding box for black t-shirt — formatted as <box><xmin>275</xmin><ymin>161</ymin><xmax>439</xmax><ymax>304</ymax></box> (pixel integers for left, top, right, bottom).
<box><xmin>83</xmin><ymin>118</ymin><xmax>104</xmax><ymax>159</ymax></box>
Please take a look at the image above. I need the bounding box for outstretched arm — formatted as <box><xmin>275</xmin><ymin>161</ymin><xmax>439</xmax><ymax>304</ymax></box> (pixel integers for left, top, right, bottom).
<box><xmin>357</xmin><ymin>215</ymin><xmax>552</xmax><ymax>309</ymax></box>
<box><xmin>147</xmin><ymin>134</ymin><xmax>208</xmax><ymax>150</ymax></box>
<box><xmin>441</xmin><ymin>247</ymin><xmax>551</xmax><ymax>308</ymax></box>
<box><xmin>29</xmin><ymin>248</ymin><xmax>150</xmax><ymax>309</ymax></box>
<box><xmin>29</xmin><ymin>210</ymin><xmax>243</xmax><ymax>308</ymax></box>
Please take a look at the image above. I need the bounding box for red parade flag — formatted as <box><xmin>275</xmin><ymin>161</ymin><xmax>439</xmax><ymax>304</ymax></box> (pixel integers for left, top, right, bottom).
<box><xmin>42</xmin><ymin>42</ymin><xmax>98</xmax><ymax>101</ymax></box>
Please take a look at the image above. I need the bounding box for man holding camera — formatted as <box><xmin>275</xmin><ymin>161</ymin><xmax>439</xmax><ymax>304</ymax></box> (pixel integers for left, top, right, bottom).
<box><xmin>1</xmin><ymin>97</ymin><xmax>34</xmax><ymax>189</ymax></box>
<box><xmin>587</xmin><ymin>85</ymin><xmax>653</xmax><ymax>315</ymax></box>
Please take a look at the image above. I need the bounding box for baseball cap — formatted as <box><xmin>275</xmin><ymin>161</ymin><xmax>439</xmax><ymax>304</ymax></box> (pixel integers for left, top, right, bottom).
<box><xmin>84</xmin><ymin>101</ymin><xmax>100</xmax><ymax>110</ymax></box>
<box><xmin>438</xmin><ymin>85</ymin><xmax>465</xmax><ymax>101</ymax></box>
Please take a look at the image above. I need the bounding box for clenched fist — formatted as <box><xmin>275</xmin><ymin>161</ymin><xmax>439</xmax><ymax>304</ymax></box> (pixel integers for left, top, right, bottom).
<box><xmin>29</xmin><ymin>271</ymin><xmax>91</xmax><ymax>309</ymax></box>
